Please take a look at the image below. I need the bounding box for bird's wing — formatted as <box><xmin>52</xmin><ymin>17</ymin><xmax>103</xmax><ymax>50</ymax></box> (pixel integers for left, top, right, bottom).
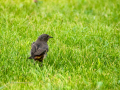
<box><xmin>34</xmin><ymin>48</ymin><xmax>47</xmax><ymax>56</ymax></box>
<box><xmin>31</xmin><ymin>42</ymin><xmax>47</xmax><ymax>56</ymax></box>
<box><xmin>31</xmin><ymin>42</ymin><xmax>35</xmax><ymax>47</ymax></box>
<box><xmin>30</xmin><ymin>42</ymin><xmax>37</xmax><ymax>57</ymax></box>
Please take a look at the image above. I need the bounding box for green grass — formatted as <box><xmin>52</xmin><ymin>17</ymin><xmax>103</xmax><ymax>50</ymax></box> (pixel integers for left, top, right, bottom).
<box><xmin>0</xmin><ymin>0</ymin><xmax>120</xmax><ymax>89</ymax></box>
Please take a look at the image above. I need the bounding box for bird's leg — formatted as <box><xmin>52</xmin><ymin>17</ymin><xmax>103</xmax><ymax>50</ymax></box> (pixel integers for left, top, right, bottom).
<box><xmin>40</xmin><ymin>61</ymin><xmax>43</xmax><ymax>67</ymax></box>
<box><xmin>33</xmin><ymin>60</ymin><xmax>36</xmax><ymax>65</ymax></box>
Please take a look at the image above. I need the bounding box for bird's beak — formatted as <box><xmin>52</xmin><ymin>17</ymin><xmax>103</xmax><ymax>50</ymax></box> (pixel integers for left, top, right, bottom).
<box><xmin>49</xmin><ymin>36</ymin><xmax>53</xmax><ymax>38</ymax></box>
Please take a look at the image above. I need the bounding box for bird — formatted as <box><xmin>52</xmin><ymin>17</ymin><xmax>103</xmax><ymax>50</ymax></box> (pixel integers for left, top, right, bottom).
<box><xmin>28</xmin><ymin>34</ymin><xmax>53</xmax><ymax>65</ymax></box>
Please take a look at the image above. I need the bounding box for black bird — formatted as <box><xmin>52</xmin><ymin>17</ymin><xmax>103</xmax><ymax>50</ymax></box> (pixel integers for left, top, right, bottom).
<box><xmin>28</xmin><ymin>34</ymin><xmax>53</xmax><ymax>65</ymax></box>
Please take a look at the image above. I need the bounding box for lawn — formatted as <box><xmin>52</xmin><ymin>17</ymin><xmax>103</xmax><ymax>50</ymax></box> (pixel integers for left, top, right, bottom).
<box><xmin>0</xmin><ymin>0</ymin><xmax>120</xmax><ymax>89</ymax></box>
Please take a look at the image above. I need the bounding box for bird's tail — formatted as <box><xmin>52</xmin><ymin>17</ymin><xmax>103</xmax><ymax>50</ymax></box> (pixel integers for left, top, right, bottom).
<box><xmin>28</xmin><ymin>56</ymin><xmax>33</xmax><ymax>59</ymax></box>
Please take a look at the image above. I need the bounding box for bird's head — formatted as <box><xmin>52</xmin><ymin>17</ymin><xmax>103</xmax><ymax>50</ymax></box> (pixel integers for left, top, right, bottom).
<box><xmin>38</xmin><ymin>34</ymin><xmax>53</xmax><ymax>42</ymax></box>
